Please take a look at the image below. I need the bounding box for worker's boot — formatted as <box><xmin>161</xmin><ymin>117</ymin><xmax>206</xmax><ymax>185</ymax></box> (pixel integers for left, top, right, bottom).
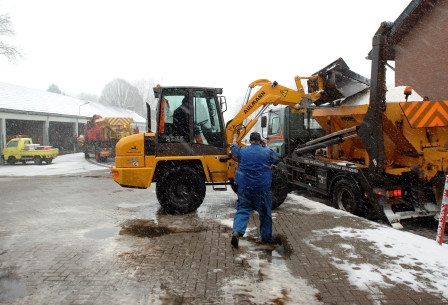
<box><xmin>231</xmin><ymin>232</ymin><xmax>241</xmax><ymax>248</ymax></box>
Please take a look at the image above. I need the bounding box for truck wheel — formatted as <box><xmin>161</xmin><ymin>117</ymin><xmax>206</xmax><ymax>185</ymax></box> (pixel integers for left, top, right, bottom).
<box><xmin>21</xmin><ymin>160</ymin><xmax>26</xmax><ymax>164</ymax></box>
<box><xmin>271</xmin><ymin>163</ymin><xmax>289</xmax><ymax>209</ymax></box>
<box><xmin>156</xmin><ymin>166</ymin><xmax>206</xmax><ymax>214</ymax></box>
<box><xmin>45</xmin><ymin>158</ymin><xmax>53</xmax><ymax>164</ymax></box>
<box><xmin>332</xmin><ymin>179</ymin><xmax>362</xmax><ymax>215</ymax></box>
<box><xmin>34</xmin><ymin>156</ymin><xmax>42</xmax><ymax>165</ymax></box>
<box><xmin>229</xmin><ymin>179</ymin><xmax>238</xmax><ymax>194</ymax></box>
<box><xmin>7</xmin><ymin>156</ymin><xmax>16</xmax><ymax>165</ymax></box>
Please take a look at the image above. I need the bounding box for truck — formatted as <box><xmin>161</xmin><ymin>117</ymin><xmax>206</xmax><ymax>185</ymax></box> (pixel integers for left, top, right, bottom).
<box><xmin>261</xmin><ymin>23</ymin><xmax>448</xmax><ymax>228</ymax></box>
<box><xmin>78</xmin><ymin>115</ymin><xmax>134</xmax><ymax>162</ymax></box>
<box><xmin>2</xmin><ymin>137</ymin><xmax>59</xmax><ymax>165</ymax></box>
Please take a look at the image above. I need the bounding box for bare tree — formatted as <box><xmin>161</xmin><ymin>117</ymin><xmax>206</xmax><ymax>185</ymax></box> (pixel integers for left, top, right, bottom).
<box><xmin>133</xmin><ymin>78</ymin><xmax>158</xmax><ymax>113</ymax></box>
<box><xmin>99</xmin><ymin>78</ymin><xmax>144</xmax><ymax>115</ymax></box>
<box><xmin>0</xmin><ymin>13</ymin><xmax>22</xmax><ymax>62</ymax></box>
<box><xmin>77</xmin><ymin>92</ymin><xmax>99</xmax><ymax>103</ymax></box>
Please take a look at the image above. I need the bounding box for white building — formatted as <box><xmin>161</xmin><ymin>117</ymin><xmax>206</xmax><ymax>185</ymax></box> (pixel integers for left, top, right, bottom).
<box><xmin>0</xmin><ymin>81</ymin><xmax>147</xmax><ymax>154</ymax></box>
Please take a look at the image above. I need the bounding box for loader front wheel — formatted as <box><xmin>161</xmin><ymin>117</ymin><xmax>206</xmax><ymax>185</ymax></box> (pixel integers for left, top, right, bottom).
<box><xmin>156</xmin><ymin>166</ymin><xmax>206</xmax><ymax>214</ymax></box>
<box><xmin>332</xmin><ymin>178</ymin><xmax>362</xmax><ymax>215</ymax></box>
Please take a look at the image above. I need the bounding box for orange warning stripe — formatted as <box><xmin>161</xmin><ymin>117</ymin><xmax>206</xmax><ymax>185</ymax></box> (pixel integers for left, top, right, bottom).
<box><xmin>399</xmin><ymin>101</ymin><xmax>448</xmax><ymax>128</ymax></box>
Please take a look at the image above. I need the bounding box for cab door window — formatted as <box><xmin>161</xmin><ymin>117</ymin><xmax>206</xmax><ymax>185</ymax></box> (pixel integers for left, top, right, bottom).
<box><xmin>193</xmin><ymin>90</ymin><xmax>223</xmax><ymax>148</ymax></box>
<box><xmin>158</xmin><ymin>89</ymin><xmax>190</xmax><ymax>143</ymax></box>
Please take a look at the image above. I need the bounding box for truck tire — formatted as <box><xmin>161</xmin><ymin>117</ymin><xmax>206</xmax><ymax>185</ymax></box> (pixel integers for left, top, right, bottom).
<box><xmin>228</xmin><ymin>164</ymin><xmax>289</xmax><ymax>210</ymax></box>
<box><xmin>229</xmin><ymin>179</ymin><xmax>238</xmax><ymax>194</ymax></box>
<box><xmin>7</xmin><ymin>156</ymin><xmax>16</xmax><ymax>165</ymax></box>
<box><xmin>156</xmin><ymin>166</ymin><xmax>206</xmax><ymax>214</ymax></box>
<box><xmin>34</xmin><ymin>156</ymin><xmax>42</xmax><ymax>165</ymax></box>
<box><xmin>332</xmin><ymin>178</ymin><xmax>362</xmax><ymax>215</ymax></box>
<box><xmin>45</xmin><ymin>158</ymin><xmax>53</xmax><ymax>164</ymax></box>
<box><xmin>271</xmin><ymin>163</ymin><xmax>289</xmax><ymax>209</ymax></box>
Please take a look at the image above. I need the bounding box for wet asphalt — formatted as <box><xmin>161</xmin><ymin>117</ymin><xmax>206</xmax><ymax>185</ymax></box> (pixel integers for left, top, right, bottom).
<box><xmin>0</xmin><ymin>167</ymin><xmax>447</xmax><ymax>304</ymax></box>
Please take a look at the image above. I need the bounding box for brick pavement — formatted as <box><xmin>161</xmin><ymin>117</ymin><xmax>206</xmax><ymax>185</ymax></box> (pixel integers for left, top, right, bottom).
<box><xmin>0</xmin><ymin>174</ymin><xmax>447</xmax><ymax>304</ymax></box>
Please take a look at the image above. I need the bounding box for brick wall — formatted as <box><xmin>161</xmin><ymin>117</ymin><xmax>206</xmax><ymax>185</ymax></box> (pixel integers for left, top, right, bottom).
<box><xmin>394</xmin><ymin>0</ymin><xmax>448</xmax><ymax>100</ymax></box>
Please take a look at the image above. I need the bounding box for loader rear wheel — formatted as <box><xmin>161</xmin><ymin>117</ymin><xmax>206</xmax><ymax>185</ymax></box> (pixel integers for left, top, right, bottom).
<box><xmin>332</xmin><ymin>179</ymin><xmax>362</xmax><ymax>215</ymax></box>
<box><xmin>156</xmin><ymin>166</ymin><xmax>206</xmax><ymax>214</ymax></box>
<box><xmin>34</xmin><ymin>156</ymin><xmax>42</xmax><ymax>165</ymax></box>
<box><xmin>271</xmin><ymin>163</ymin><xmax>289</xmax><ymax>209</ymax></box>
<box><xmin>7</xmin><ymin>156</ymin><xmax>16</xmax><ymax>165</ymax></box>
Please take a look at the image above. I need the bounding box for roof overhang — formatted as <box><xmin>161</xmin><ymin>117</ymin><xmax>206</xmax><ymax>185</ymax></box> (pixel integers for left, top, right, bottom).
<box><xmin>367</xmin><ymin>0</ymin><xmax>439</xmax><ymax>60</ymax></box>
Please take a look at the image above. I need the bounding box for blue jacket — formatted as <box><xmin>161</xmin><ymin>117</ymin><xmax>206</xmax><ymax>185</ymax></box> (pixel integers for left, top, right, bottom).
<box><xmin>231</xmin><ymin>143</ymin><xmax>279</xmax><ymax>191</ymax></box>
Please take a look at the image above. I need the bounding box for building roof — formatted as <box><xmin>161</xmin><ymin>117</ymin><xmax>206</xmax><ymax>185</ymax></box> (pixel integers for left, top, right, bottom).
<box><xmin>0</xmin><ymin>81</ymin><xmax>146</xmax><ymax>123</ymax></box>
<box><xmin>388</xmin><ymin>0</ymin><xmax>439</xmax><ymax>47</ymax></box>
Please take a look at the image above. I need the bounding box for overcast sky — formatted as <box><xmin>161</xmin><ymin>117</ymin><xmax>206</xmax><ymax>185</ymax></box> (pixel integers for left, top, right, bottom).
<box><xmin>0</xmin><ymin>0</ymin><xmax>411</xmax><ymax>104</ymax></box>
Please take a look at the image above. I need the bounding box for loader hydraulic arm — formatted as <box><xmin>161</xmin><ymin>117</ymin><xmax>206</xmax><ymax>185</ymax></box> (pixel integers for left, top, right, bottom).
<box><xmin>225</xmin><ymin>76</ymin><xmax>324</xmax><ymax>147</ymax></box>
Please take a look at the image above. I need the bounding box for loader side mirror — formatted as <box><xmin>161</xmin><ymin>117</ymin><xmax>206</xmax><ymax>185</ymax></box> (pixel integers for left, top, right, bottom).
<box><xmin>219</xmin><ymin>96</ymin><xmax>227</xmax><ymax>112</ymax></box>
<box><xmin>261</xmin><ymin>116</ymin><xmax>267</xmax><ymax>128</ymax></box>
<box><xmin>153</xmin><ymin>86</ymin><xmax>161</xmax><ymax>99</ymax></box>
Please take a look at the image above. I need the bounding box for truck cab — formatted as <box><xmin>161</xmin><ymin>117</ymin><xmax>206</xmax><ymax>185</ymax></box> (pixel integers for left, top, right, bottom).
<box><xmin>262</xmin><ymin>106</ymin><xmax>326</xmax><ymax>157</ymax></box>
<box><xmin>2</xmin><ymin>138</ymin><xmax>59</xmax><ymax>165</ymax></box>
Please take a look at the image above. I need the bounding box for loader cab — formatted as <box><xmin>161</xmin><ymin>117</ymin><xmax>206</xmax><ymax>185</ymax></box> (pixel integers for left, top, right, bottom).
<box><xmin>154</xmin><ymin>86</ymin><xmax>228</xmax><ymax>156</ymax></box>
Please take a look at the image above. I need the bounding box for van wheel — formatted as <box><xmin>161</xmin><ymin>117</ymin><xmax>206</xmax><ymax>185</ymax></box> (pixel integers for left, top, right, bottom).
<box><xmin>271</xmin><ymin>163</ymin><xmax>289</xmax><ymax>209</ymax></box>
<box><xmin>7</xmin><ymin>156</ymin><xmax>16</xmax><ymax>165</ymax></box>
<box><xmin>34</xmin><ymin>156</ymin><xmax>42</xmax><ymax>165</ymax></box>
<box><xmin>156</xmin><ymin>166</ymin><xmax>206</xmax><ymax>214</ymax></box>
<box><xmin>332</xmin><ymin>178</ymin><xmax>362</xmax><ymax>215</ymax></box>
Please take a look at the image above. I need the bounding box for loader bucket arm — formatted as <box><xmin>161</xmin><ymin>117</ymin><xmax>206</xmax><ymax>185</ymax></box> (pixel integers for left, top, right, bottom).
<box><xmin>225</xmin><ymin>78</ymin><xmax>323</xmax><ymax>147</ymax></box>
<box><xmin>226</xmin><ymin>59</ymin><xmax>371</xmax><ymax>148</ymax></box>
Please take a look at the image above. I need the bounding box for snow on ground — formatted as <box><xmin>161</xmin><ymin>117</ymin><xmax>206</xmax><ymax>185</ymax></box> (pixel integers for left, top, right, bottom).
<box><xmin>2</xmin><ymin>153</ymin><xmax>448</xmax><ymax>302</ymax></box>
<box><xmin>290</xmin><ymin>194</ymin><xmax>448</xmax><ymax>299</ymax></box>
<box><xmin>0</xmin><ymin>153</ymin><xmax>110</xmax><ymax>177</ymax></box>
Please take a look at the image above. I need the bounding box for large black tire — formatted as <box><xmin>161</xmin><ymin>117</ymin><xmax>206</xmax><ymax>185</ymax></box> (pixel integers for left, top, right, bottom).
<box><xmin>228</xmin><ymin>164</ymin><xmax>289</xmax><ymax>210</ymax></box>
<box><xmin>271</xmin><ymin>163</ymin><xmax>289</xmax><ymax>209</ymax></box>
<box><xmin>34</xmin><ymin>156</ymin><xmax>42</xmax><ymax>165</ymax></box>
<box><xmin>229</xmin><ymin>179</ymin><xmax>238</xmax><ymax>194</ymax></box>
<box><xmin>8</xmin><ymin>156</ymin><xmax>16</xmax><ymax>165</ymax></box>
<box><xmin>332</xmin><ymin>178</ymin><xmax>362</xmax><ymax>215</ymax></box>
<box><xmin>156</xmin><ymin>166</ymin><xmax>206</xmax><ymax>214</ymax></box>
<box><xmin>45</xmin><ymin>158</ymin><xmax>53</xmax><ymax>164</ymax></box>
